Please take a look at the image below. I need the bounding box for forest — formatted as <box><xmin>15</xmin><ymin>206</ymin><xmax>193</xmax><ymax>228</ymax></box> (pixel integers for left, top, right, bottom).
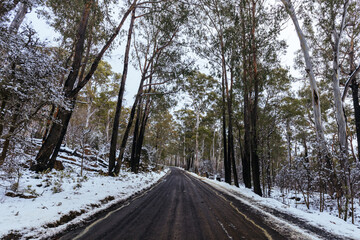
<box><xmin>1</xmin><ymin>0</ymin><xmax>360</xmax><ymax>225</ymax></box>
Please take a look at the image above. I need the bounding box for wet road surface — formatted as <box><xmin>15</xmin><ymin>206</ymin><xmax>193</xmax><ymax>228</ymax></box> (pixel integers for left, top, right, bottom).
<box><xmin>60</xmin><ymin>168</ymin><xmax>313</xmax><ymax>240</ymax></box>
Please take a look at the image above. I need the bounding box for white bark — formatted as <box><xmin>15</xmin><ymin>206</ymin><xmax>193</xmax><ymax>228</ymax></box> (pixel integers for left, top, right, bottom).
<box><xmin>9</xmin><ymin>3</ymin><xmax>27</xmax><ymax>33</ymax></box>
<box><xmin>194</xmin><ymin>110</ymin><xmax>200</xmax><ymax>171</ymax></box>
<box><xmin>332</xmin><ymin>0</ymin><xmax>350</xmax><ymax>154</ymax></box>
<box><xmin>281</xmin><ymin>0</ymin><xmax>326</xmax><ymax>146</ymax></box>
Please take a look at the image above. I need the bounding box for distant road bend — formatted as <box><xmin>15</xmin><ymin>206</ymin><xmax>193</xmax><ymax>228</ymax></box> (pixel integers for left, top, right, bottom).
<box><xmin>59</xmin><ymin>168</ymin><xmax>340</xmax><ymax>240</ymax></box>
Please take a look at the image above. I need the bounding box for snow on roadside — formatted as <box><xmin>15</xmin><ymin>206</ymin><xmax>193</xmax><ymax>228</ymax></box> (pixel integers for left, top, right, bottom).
<box><xmin>190</xmin><ymin>173</ymin><xmax>360</xmax><ymax>240</ymax></box>
<box><xmin>0</xmin><ymin>167</ymin><xmax>168</xmax><ymax>239</ymax></box>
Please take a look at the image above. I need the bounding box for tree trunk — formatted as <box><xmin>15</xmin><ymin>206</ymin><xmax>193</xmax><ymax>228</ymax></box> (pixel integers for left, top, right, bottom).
<box><xmin>349</xmin><ymin>39</ymin><xmax>360</xmax><ymax>160</ymax></box>
<box><xmin>42</xmin><ymin>105</ymin><xmax>56</xmax><ymax>143</ymax></box>
<box><xmin>221</xmin><ymin>75</ymin><xmax>230</xmax><ymax>184</ymax></box>
<box><xmin>0</xmin><ymin>112</ymin><xmax>18</xmax><ymax>165</ymax></box>
<box><xmin>32</xmin><ymin>105</ymin><xmax>74</xmax><ymax>171</ymax></box>
<box><xmin>286</xmin><ymin>119</ymin><xmax>292</xmax><ymax>167</ymax></box>
<box><xmin>194</xmin><ymin>109</ymin><xmax>200</xmax><ymax>172</ymax></box>
<box><xmin>9</xmin><ymin>2</ymin><xmax>27</xmax><ymax>33</ymax></box>
<box><xmin>0</xmin><ymin>99</ymin><xmax>7</xmax><ymax>137</ymax></box>
<box><xmin>114</xmin><ymin>76</ymin><xmax>146</xmax><ymax>174</ymax></box>
<box><xmin>250</xmin><ymin>0</ymin><xmax>262</xmax><ymax>196</ymax></box>
<box><xmin>240</xmin><ymin>1</ymin><xmax>252</xmax><ymax>189</ymax></box>
<box><xmin>109</xmin><ymin>8</ymin><xmax>136</xmax><ymax>175</ymax></box>
<box><xmin>130</xmin><ymin>99</ymin><xmax>142</xmax><ymax>173</ymax></box>
<box><xmin>133</xmin><ymin>96</ymin><xmax>151</xmax><ymax>173</ymax></box>
<box><xmin>228</xmin><ymin>73</ymin><xmax>238</xmax><ymax>187</ymax></box>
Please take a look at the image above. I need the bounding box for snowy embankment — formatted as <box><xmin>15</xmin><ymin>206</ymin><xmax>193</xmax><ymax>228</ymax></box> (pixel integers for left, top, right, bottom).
<box><xmin>0</xmin><ymin>165</ymin><xmax>168</xmax><ymax>239</ymax></box>
<box><xmin>190</xmin><ymin>173</ymin><xmax>360</xmax><ymax>240</ymax></box>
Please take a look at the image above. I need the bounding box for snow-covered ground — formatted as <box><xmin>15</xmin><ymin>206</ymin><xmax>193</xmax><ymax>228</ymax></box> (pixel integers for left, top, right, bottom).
<box><xmin>191</xmin><ymin>173</ymin><xmax>360</xmax><ymax>240</ymax></box>
<box><xmin>0</xmin><ymin>165</ymin><xmax>167</xmax><ymax>239</ymax></box>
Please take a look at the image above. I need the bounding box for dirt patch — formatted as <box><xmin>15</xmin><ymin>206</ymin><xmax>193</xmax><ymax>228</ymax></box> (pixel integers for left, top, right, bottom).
<box><xmin>5</xmin><ymin>192</ymin><xmax>37</xmax><ymax>199</ymax></box>
<box><xmin>46</xmin><ymin>209</ymin><xmax>86</xmax><ymax>228</ymax></box>
<box><xmin>1</xmin><ymin>231</ymin><xmax>22</xmax><ymax>240</ymax></box>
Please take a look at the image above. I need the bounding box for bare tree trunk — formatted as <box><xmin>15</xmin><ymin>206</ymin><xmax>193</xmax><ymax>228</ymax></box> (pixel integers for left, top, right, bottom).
<box><xmin>194</xmin><ymin>109</ymin><xmax>200</xmax><ymax>172</ymax></box>
<box><xmin>240</xmin><ymin>1</ymin><xmax>252</xmax><ymax>188</ymax></box>
<box><xmin>130</xmin><ymin>100</ymin><xmax>142</xmax><ymax>173</ymax></box>
<box><xmin>221</xmin><ymin>74</ymin><xmax>230</xmax><ymax>183</ymax></box>
<box><xmin>8</xmin><ymin>2</ymin><xmax>27</xmax><ymax>33</ymax></box>
<box><xmin>349</xmin><ymin>36</ymin><xmax>360</xmax><ymax>160</ymax></box>
<box><xmin>286</xmin><ymin>119</ymin><xmax>292</xmax><ymax>167</ymax></box>
<box><xmin>109</xmin><ymin>8</ymin><xmax>136</xmax><ymax>175</ymax></box>
<box><xmin>331</xmin><ymin>0</ymin><xmax>349</xmax><ymax>156</ymax></box>
<box><xmin>330</xmin><ymin>2</ymin><xmax>351</xmax><ymax>219</ymax></box>
<box><xmin>114</xmin><ymin>75</ymin><xmax>146</xmax><ymax>174</ymax></box>
<box><xmin>228</xmin><ymin>72</ymin><xmax>238</xmax><ymax>187</ymax></box>
<box><xmin>219</xmin><ymin>37</ymin><xmax>231</xmax><ymax>184</ymax></box>
<box><xmin>133</xmin><ymin>96</ymin><xmax>151</xmax><ymax>173</ymax></box>
<box><xmin>250</xmin><ymin>0</ymin><xmax>262</xmax><ymax>196</ymax></box>
<box><xmin>0</xmin><ymin>111</ymin><xmax>18</xmax><ymax>165</ymax></box>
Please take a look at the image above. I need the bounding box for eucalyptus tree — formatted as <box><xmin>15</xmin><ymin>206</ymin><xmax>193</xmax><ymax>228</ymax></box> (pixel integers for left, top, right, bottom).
<box><xmin>111</xmin><ymin>0</ymin><xmax>190</xmax><ymax>174</ymax></box>
<box><xmin>182</xmin><ymin>72</ymin><xmax>217</xmax><ymax>171</ymax></box>
<box><xmin>226</xmin><ymin>0</ymin><xmax>286</xmax><ymax>195</ymax></box>
<box><xmin>192</xmin><ymin>0</ymin><xmax>238</xmax><ymax>185</ymax></box>
<box><xmin>281</xmin><ymin>0</ymin><xmax>357</xmax><ymax>220</ymax></box>
<box><xmin>32</xmin><ymin>0</ymin><xmax>138</xmax><ymax>172</ymax></box>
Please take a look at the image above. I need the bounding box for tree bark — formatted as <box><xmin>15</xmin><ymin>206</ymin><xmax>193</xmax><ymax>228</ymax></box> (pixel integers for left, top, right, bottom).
<box><xmin>228</xmin><ymin>72</ymin><xmax>238</xmax><ymax>187</ymax></box>
<box><xmin>130</xmin><ymin>100</ymin><xmax>142</xmax><ymax>173</ymax></box>
<box><xmin>8</xmin><ymin>2</ymin><xmax>27</xmax><ymax>33</ymax></box>
<box><xmin>240</xmin><ymin>0</ymin><xmax>252</xmax><ymax>189</ymax></box>
<box><xmin>0</xmin><ymin>111</ymin><xmax>18</xmax><ymax>165</ymax></box>
<box><xmin>349</xmin><ymin>38</ymin><xmax>360</xmax><ymax>160</ymax></box>
<box><xmin>250</xmin><ymin>0</ymin><xmax>262</xmax><ymax>197</ymax></box>
<box><xmin>114</xmin><ymin>75</ymin><xmax>145</xmax><ymax>174</ymax></box>
<box><xmin>331</xmin><ymin>0</ymin><xmax>349</xmax><ymax>156</ymax></box>
<box><xmin>108</xmin><ymin>8</ymin><xmax>136</xmax><ymax>175</ymax></box>
<box><xmin>221</xmin><ymin>74</ymin><xmax>230</xmax><ymax>184</ymax></box>
<box><xmin>133</xmin><ymin>96</ymin><xmax>151</xmax><ymax>173</ymax></box>
<box><xmin>194</xmin><ymin>109</ymin><xmax>200</xmax><ymax>172</ymax></box>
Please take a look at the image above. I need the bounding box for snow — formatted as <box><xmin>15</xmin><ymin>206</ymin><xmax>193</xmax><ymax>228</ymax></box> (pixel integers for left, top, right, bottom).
<box><xmin>190</xmin><ymin>173</ymin><xmax>360</xmax><ymax>240</ymax></box>
<box><xmin>0</xmin><ymin>165</ymin><xmax>168</xmax><ymax>239</ymax></box>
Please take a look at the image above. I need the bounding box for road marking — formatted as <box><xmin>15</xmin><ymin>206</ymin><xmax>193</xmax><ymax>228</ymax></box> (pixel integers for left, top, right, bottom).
<box><xmin>73</xmin><ymin>170</ymin><xmax>171</xmax><ymax>240</ymax></box>
<box><xmin>217</xmin><ymin>220</ymin><xmax>233</xmax><ymax>240</ymax></box>
<box><xmin>184</xmin><ymin>172</ymin><xmax>273</xmax><ymax>240</ymax></box>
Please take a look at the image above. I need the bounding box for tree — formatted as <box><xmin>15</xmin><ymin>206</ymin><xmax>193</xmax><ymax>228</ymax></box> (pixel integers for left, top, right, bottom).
<box><xmin>183</xmin><ymin>72</ymin><xmax>217</xmax><ymax>171</ymax></box>
<box><xmin>0</xmin><ymin>9</ymin><xmax>63</xmax><ymax>165</ymax></box>
<box><xmin>112</xmin><ymin>0</ymin><xmax>190</xmax><ymax>174</ymax></box>
<box><xmin>32</xmin><ymin>0</ymin><xmax>137</xmax><ymax>172</ymax></box>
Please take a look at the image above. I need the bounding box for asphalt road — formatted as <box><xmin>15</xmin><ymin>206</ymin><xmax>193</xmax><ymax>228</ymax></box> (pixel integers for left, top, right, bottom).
<box><xmin>59</xmin><ymin>168</ymin><xmax>313</xmax><ymax>240</ymax></box>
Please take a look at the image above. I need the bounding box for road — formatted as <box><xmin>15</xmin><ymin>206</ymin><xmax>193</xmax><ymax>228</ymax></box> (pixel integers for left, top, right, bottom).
<box><xmin>59</xmin><ymin>168</ymin><xmax>325</xmax><ymax>240</ymax></box>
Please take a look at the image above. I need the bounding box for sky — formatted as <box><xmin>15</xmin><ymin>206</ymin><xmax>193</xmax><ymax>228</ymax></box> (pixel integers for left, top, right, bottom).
<box><xmin>24</xmin><ymin>2</ymin><xmax>302</xmax><ymax>107</ymax></box>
